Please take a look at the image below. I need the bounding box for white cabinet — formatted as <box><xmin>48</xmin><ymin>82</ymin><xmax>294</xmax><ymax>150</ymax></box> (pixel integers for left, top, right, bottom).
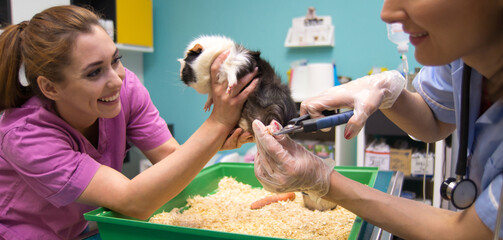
<box><xmin>10</xmin><ymin>0</ymin><xmax>70</xmax><ymax>24</ymax></box>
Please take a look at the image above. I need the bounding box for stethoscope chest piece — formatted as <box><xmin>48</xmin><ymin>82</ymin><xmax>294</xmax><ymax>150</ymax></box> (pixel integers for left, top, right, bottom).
<box><xmin>441</xmin><ymin>177</ymin><xmax>477</xmax><ymax>209</ymax></box>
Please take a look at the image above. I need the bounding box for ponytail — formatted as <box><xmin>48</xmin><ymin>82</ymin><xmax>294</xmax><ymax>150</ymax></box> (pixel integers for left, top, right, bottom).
<box><xmin>0</xmin><ymin>21</ymin><xmax>32</xmax><ymax>112</ymax></box>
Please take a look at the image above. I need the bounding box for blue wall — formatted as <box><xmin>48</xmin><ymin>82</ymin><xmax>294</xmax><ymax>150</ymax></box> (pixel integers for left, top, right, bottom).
<box><xmin>143</xmin><ymin>0</ymin><xmax>421</xmax><ymax>155</ymax></box>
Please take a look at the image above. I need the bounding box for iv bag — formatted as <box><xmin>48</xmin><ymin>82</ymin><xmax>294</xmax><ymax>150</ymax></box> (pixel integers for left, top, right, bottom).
<box><xmin>387</xmin><ymin>23</ymin><xmax>409</xmax><ymax>53</ymax></box>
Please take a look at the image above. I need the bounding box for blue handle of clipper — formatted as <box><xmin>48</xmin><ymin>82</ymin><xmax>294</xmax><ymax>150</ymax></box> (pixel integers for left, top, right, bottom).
<box><xmin>302</xmin><ymin>110</ymin><xmax>354</xmax><ymax>132</ymax></box>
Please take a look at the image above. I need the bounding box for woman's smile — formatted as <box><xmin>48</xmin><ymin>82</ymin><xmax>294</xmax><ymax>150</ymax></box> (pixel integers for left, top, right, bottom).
<box><xmin>99</xmin><ymin>91</ymin><xmax>120</xmax><ymax>103</ymax></box>
<box><xmin>409</xmin><ymin>32</ymin><xmax>428</xmax><ymax>47</ymax></box>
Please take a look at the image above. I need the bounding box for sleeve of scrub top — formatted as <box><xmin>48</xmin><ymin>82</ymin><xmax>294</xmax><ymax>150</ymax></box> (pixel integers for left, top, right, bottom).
<box><xmin>1</xmin><ymin>123</ymin><xmax>101</xmax><ymax>207</ymax></box>
<box><xmin>412</xmin><ymin>64</ymin><xmax>457</xmax><ymax>124</ymax></box>
<box><xmin>475</xmin><ymin>143</ymin><xmax>503</xmax><ymax>238</ymax></box>
<box><xmin>122</xmin><ymin>68</ymin><xmax>172</xmax><ymax>151</ymax></box>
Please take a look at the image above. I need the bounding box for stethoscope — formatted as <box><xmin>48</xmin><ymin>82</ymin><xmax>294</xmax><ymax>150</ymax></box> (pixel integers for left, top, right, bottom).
<box><xmin>438</xmin><ymin>64</ymin><xmax>503</xmax><ymax>239</ymax></box>
<box><xmin>439</xmin><ymin>64</ymin><xmax>478</xmax><ymax>209</ymax></box>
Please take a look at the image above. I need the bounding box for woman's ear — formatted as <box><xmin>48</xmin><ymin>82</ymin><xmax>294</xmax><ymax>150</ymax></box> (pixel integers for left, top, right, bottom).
<box><xmin>37</xmin><ymin>76</ymin><xmax>61</xmax><ymax>101</ymax></box>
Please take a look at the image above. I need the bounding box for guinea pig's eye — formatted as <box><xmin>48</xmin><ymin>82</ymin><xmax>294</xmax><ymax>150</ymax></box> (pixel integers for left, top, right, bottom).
<box><xmin>187</xmin><ymin>50</ymin><xmax>201</xmax><ymax>58</ymax></box>
<box><xmin>184</xmin><ymin>52</ymin><xmax>199</xmax><ymax>63</ymax></box>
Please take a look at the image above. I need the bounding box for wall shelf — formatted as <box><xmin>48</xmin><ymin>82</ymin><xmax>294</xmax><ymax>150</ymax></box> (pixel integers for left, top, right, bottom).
<box><xmin>284</xmin><ymin>13</ymin><xmax>335</xmax><ymax>48</ymax></box>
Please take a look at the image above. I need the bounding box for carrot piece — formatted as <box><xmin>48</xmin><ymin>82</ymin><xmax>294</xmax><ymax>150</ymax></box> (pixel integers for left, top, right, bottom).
<box><xmin>250</xmin><ymin>192</ymin><xmax>296</xmax><ymax>210</ymax></box>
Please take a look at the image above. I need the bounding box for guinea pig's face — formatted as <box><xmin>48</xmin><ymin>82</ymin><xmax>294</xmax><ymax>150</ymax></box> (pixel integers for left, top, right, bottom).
<box><xmin>179</xmin><ymin>43</ymin><xmax>203</xmax><ymax>86</ymax></box>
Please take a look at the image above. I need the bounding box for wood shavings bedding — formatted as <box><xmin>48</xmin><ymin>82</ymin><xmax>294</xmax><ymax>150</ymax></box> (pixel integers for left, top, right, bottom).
<box><xmin>149</xmin><ymin>177</ymin><xmax>356</xmax><ymax>240</ymax></box>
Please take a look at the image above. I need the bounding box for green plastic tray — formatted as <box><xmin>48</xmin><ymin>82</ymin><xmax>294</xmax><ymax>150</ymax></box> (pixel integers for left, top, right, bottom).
<box><xmin>84</xmin><ymin>163</ymin><xmax>378</xmax><ymax>240</ymax></box>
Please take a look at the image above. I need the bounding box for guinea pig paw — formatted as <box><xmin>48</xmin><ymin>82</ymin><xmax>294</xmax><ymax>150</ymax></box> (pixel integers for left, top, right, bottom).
<box><xmin>204</xmin><ymin>99</ymin><xmax>213</xmax><ymax>112</ymax></box>
<box><xmin>204</xmin><ymin>104</ymin><xmax>212</xmax><ymax>112</ymax></box>
<box><xmin>264</xmin><ymin>125</ymin><xmax>274</xmax><ymax>135</ymax></box>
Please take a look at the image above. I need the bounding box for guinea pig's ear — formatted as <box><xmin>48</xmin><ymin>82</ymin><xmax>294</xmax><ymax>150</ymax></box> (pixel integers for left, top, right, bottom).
<box><xmin>189</xmin><ymin>43</ymin><xmax>203</xmax><ymax>54</ymax></box>
<box><xmin>250</xmin><ymin>50</ymin><xmax>261</xmax><ymax>58</ymax></box>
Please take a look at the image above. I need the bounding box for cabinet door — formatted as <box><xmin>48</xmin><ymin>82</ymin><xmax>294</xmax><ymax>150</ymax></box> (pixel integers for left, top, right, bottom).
<box><xmin>116</xmin><ymin>0</ymin><xmax>153</xmax><ymax>48</ymax></box>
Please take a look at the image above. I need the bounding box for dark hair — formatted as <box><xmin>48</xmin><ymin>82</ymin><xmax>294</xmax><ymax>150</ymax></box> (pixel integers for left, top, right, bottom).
<box><xmin>0</xmin><ymin>5</ymin><xmax>101</xmax><ymax>112</ymax></box>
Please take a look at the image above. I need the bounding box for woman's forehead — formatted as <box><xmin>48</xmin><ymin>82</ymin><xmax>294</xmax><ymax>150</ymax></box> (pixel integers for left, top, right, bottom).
<box><xmin>70</xmin><ymin>26</ymin><xmax>116</xmax><ymax>69</ymax></box>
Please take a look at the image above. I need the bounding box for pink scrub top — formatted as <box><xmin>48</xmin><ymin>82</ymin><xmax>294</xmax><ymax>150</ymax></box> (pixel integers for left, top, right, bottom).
<box><xmin>0</xmin><ymin>68</ymin><xmax>172</xmax><ymax>240</ymax></box>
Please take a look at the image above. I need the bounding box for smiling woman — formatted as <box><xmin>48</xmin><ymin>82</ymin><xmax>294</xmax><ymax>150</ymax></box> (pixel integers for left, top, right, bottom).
<box><xmin>0</xmin><ymin>5</ymin><xmax>258</xmax><ymax>240</ymax></box>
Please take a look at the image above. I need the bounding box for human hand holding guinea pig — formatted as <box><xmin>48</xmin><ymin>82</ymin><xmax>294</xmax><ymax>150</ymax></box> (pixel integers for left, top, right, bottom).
<box><xmin>252</xmin><ymin>119</ymin><xmax>335</xmax><ymax>198</ymax></box>
<box><xmin>210</xmin><ymin>50</ymin><xmax>258</xmax><ymax>150</ymax></box>
<box><xmin>219</xmin><ymin>128</ymin><xmax>254</xmax><ymax>151</ymax></box>
<box><xmin>301</xmin><ymin>70</ymin><xmax>405</xmax><ymax>139</ymax></box>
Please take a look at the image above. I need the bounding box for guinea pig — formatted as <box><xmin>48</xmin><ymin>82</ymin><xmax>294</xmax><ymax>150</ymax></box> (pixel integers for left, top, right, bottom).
<box><xmin>178</xmin><ymin>35</ymin><xmax>297</xmax><ymax>134</ymax></box>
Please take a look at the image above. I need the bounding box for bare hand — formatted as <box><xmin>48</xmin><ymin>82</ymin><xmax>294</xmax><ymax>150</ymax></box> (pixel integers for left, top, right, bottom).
<box><xmin>209</xmin><ymin>50</ymin><xmax>259</xmax><ymax>129</ymax></box>
<box><xmin>220</xmin><ymin>128</ymin><xmax>254</xmax><ymax>151</ymax></box>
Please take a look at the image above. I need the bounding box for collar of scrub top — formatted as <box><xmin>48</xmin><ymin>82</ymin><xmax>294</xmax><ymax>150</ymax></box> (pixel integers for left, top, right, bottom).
<box><xmin>273</xmin><ymin>110</ymin><xmax>354</xmax><ymax>136</ymax></box>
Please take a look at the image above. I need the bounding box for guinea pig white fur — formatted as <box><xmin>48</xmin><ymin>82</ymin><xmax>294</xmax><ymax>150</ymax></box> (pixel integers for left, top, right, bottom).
<box><xmin>178</xmin><ymin>35</ymin><xmax>252</xmax><ymax>111</ymax></box>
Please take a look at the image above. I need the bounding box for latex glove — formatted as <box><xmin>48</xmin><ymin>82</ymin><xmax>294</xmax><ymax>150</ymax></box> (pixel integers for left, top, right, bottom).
<box><xmin>252</xmin><ymin>119</ymin><xmax>335</xmax><ymax>198</ymax></box>
<box><xmin>301</xmin><ymin>70</ymin><xmax>405</xmax><ymax>139</ymax></box>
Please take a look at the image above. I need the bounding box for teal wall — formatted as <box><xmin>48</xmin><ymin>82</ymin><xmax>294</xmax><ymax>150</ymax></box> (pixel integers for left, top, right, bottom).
<box><xmin>143</xmin><ymin>0</ymin><xmax>421</xmax><ymax>155</ymax></box>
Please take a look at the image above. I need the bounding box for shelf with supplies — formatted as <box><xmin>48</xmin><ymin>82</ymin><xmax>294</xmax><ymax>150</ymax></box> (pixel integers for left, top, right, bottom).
<box><xmin>356</xmin><ymin>110</ymin><xmax>447</xmax><ymax>207</ymax></box>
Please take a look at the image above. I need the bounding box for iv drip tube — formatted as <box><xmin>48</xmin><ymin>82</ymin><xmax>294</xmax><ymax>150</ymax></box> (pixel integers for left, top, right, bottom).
<box><xmin>401</xmin><ymin>54</ymin><xmax>409</xmax><ymax>88</ymax></box>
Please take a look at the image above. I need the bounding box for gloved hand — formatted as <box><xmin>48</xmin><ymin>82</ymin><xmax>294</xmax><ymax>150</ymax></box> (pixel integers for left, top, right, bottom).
<box><xmin>252</xmin><ymin>119</ymin><xmax>335</xmax><ymax>198</ymax></box>
<box><xmin>301</xmin><ymin>70</ymin><xmax>405</xmax><ymax>139</ymax></box>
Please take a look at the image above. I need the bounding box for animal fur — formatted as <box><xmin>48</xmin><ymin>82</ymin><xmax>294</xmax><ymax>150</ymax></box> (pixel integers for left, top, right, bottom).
<box><xmin>179</xmin><ymin>35</ymin><xmax>297</xmax><ymax>133</ymax></box>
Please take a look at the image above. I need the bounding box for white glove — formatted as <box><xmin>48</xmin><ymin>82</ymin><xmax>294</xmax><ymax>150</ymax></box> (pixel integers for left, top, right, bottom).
<box><xmin>253</xmin><ymin>120</ymin><xmax>335</xmax><ymax>198</ymax></box>
<box><xmin>300</xmin><ymin>70</ymin><xmax>405</xmax><ymax>139</ymax></box>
